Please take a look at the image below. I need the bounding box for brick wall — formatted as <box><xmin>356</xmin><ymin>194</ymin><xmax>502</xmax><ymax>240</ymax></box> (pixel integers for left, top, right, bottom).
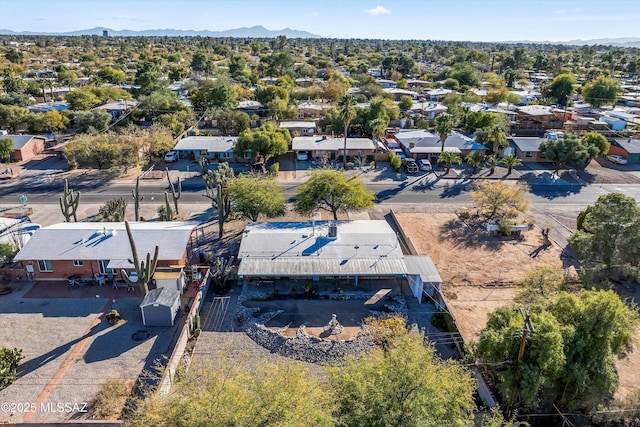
<box><xmin>25</xmin><ymin>258</ymin><xmax>186</xmax><ymax>281</ymax></box>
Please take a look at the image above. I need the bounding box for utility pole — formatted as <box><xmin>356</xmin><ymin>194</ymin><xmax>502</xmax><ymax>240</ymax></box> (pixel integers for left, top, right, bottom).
<box><xmin>507</xmin><ymin>308</ymin><xmax>535</xmax><ymax>418</ymax></box>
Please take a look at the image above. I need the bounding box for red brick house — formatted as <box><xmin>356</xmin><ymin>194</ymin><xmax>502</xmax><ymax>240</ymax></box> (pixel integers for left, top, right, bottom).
<box><xmin>7</xmin><ymin>135</ymin><xmax>46</xmax><ymax>162</ymax></box>
<box><xmin>14</xmin><ymin>222</ymin><xmax>198</xmax><ymax>282</ymax></box>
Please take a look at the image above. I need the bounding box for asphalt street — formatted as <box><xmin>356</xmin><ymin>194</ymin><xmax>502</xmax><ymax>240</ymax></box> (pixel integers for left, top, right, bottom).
<box><xmin>1</xmin><ymin>174</ymin><xmax>639</xmax><ymax>207</ymax></box>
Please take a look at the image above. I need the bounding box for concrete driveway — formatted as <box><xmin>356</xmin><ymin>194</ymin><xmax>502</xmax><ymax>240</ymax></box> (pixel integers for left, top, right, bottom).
<box><xmin>0</xmin><ymin>281</ymin><xmax>180</xmax><ymax>423</ymax></box>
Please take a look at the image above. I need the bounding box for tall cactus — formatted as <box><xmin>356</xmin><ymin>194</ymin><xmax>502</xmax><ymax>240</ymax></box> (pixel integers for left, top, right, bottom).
<box><xmin>59</xmin><ymin>178</ymin><xmax>80</xmax><ymax>222</ymax></box>
<box><xmin>131</xmin><ymin>176</ymin><xmax>143</xmax><ymax>221</ymax></box>
<box><xmin>165</xmin><ymin>168</ymin><xmax>181</xmax><ymax>215</ymax></box>
<box><xmin>203</xmin><ymin>162</ymin><xmax>234</xmax><ymax>238</ymax></box>
<box><xmin>121</xmin><ymin>221</ymin><xmax>158</xmax><ymax>297</ymax></box>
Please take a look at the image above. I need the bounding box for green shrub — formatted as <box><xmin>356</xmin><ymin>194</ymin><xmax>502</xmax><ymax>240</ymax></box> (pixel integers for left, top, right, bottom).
<box><xmin>389</xmin><ymin>152</ymin><xmax>402</xmax><ymax>172</ymax></box>
<box><xmin>497</xmin><ymin>219</ymin><xmax>516</xmax><ymax>236</ymax></box>
<box><xmin>0</xmin><ymin>347</ymin><xmax>24</xmax><ymax>388</ymax></box>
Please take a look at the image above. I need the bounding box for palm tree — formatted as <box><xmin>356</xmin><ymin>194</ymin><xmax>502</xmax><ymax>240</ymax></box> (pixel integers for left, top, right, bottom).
<box><xmin>487</xmin><ymin>126</ymin><xmax>507</xmax><ymax>155</ymax></box>
<box><xmin>486</xmin><ymin>155</ymin><xmax>499</xmax><ymax>175</ymax></box>
<box><xmin>369</xmin><ymin>116</ymin><xmax>387</xmax><ymax>144</ymax></box>
<box><xmin>338</xmin><ymin>94</ymin><xmax>357</xmax><ymax>169</ymax></box>
<box><xmin>500</xmin><ymin>154</ymin><xmax>523</xmax><ymax>175</ymax></box>
<box><xmin>435</xmin><ymin>113</ymin><xmax>453</xmax><ymax>154</ymax></box>
<box><xmin>437</xmin><ymin>151</ymin><xmax>462</xmax><ymax>175</ymax></box>
<box><xmin>465</xmin><ymin>151</ymin><xmax>484</xmax><ymax>175</ymax></box>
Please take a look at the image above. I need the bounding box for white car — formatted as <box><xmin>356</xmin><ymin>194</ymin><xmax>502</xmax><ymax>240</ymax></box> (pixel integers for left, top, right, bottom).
<box><xmin>297</xmin><ymin>152</ymin><xmax>309</xmax><ymax>161</ymax></box>
<box><xmin>606</xmin><ymin>155</ymin><xmax>628</xmax><ymax>165</ymax></box>
<box><xmin>164</xmin><ymin>151</ymin><xmax>179</xmax><ymax>162</ymax></box>
<box><xmin>417</xmin><ymin>159</ymin><xmax>432</xmax><ymax>171</ymax></box>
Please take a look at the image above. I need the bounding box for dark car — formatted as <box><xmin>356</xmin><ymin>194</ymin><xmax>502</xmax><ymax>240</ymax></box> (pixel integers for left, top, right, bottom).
<box><xmin>402</xmin><ymin>158</ymin><xmax>419</xmax><ymax>174</ymax></box>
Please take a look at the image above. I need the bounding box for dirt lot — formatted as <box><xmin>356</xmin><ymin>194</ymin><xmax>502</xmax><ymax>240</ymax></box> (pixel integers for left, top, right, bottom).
<box><xmin>395</xmin><ymin>212</ymin><xmax>568</xmax><ymax>342</ymax></box>
<box><xmin>394</xmin><ymin>211</ymin><xmax>639</xmax><ymax>400</ymax></box>
<box><xmin>575</xmin><ymin>157</ymin><xmax>640</xmax><ymax>184</ymax></box>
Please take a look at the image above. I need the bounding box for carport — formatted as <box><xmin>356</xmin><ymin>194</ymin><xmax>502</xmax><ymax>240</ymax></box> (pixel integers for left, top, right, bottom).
<box><xmin>404</xmin><ymin>255</ymin><xmax>443</xmax><ymax>307</ymax></box>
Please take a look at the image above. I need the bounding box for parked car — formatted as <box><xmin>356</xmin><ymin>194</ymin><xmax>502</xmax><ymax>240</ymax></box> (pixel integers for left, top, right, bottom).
<box><xmin>606</xmin><ymin>155</ymin><xmax>628</xmax><ymax>165</ymax></box>
<box><xmin>164</xmin><ymin>151</ymin><xmax>179</xmax><ymax>162</ymax></box>
<box><xmin>297</xmin><ymin>152</ymin><xmax>309</xmax><ymax>161</ymax></box>
<box><xmin>402</xmin><ymin>158</ymin><xmax>419</xmax><ymax>174</ymax></box>
<box><xmin>393</xmin><ymin>149</ymin><xmax>406</xmax><ymax>160</ymax></box>
<box><xmin>417</xmin><ymin>159</ymin><xmax>432</xmax><ymax>171</ymax></box>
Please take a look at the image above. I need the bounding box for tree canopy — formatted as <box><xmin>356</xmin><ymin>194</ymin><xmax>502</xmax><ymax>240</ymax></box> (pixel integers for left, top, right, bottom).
<box><xmin>130</xmin><ymin>358</ymin><xmax>335</xmax><ymax>427</ymax></box>
<box><xmin>582</xmin><ymin>76</ymin><xmax>622</xmax><ymax>107</ymax></box>
<box><xmin>477</xmin><ymin>289</ymin><xmax>639</xmax><ymax>412</ymax></box>
<box><xmin>539</xmin><ymin>135</ymin><xmax>602</xmax><ymax>170</ymax></box>
<box><xmin>234</xmin><ymin>121</ymin><xmax>291</xmax><ymax>162</ymax></box>
<box><xmin>546</xmin><ymin>73</ymin><xmax>576</xmax><ymax>106</ymax></box>
<box><xmin>329</xmin><ymin>325</ymin><xmax>476</xmax><ymax>427</ymax></box>
<box><xmin>294</xmin><ymin>168</ymin><xmax>375</xmax><ymax>220</ymax></box>
<box><xmin>471</xmin><ymin>181</ymin><xmax>530</xmax><ymax>220</ymax></box>
<box><xmin>228</xmin><ymin>174</ymin><xmax>286</xmax><ymax>222</ymax></box>
<box><xmin>568</xmin><ymin>192</ymin><xmax>640</xmax><ymax>268</ymax></box>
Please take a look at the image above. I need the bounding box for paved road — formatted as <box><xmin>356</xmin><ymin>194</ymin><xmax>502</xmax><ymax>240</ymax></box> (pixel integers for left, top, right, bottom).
<box><xmin>2</xmin><ymin>174</ymin><xmax>639</xmax><ymax>206</ymax></box>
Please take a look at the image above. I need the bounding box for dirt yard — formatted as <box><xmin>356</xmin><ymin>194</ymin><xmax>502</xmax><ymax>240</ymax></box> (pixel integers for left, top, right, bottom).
<box><xmin>394</xmin><ymin>211</ymin><xmax>639</xmax><ymax>400</ymax></box>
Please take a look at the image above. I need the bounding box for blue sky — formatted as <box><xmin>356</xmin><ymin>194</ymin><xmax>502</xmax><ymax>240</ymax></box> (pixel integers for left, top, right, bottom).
<box><xmin>1</xmin><ymin>0</ymin><xmax>639</xmax><ymax>41</ymax></box>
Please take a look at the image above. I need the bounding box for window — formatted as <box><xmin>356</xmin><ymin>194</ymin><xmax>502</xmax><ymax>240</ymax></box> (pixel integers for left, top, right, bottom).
<box><xmin>244</xmin><ymin>150</ymin><xmax>252</xmax><ymax>159</ymax></box>
<box><xmin>73</xmin><ymin>260</ymin><xmax>83</xmax><ymax>267</ymax></box>
<box><xmin>98</xmin><ymin>260</ymin><xmax>114</xmax><ymax>275</ymax></box>
<box><xmin>220</xmin><ymin>151</ymin><xmax>231</xmax><ymax>159</ymax></box>
<box><xmin>37</xmin><ymin>260</ymin><xmax>52</xmax><ymax>272</ymax></box>
<box><xmin>526</xmin><ymin>152</ymin><xmax>532</xmax><ymax>158</ymax></box>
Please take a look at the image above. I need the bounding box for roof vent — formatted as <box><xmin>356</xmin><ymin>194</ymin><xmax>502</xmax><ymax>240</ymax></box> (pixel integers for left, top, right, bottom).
<box><xmin>327</xmin><ymin>223</ymin><xmax>338</xmax><ymax>240</ymax></box>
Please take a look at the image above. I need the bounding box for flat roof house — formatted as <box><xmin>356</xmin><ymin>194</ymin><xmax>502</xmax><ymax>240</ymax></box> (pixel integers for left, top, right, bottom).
<box><xmin>14</xmin><ymin>222</ymin><xmax>198</xmax><ymax>282</ymax></box>
<box><xmin>292</xmin><ymin>136</ymin><xmax>377</xmax><ymax>162</ymax></box>
<box><xmin>279</xmin><ymin>121</ymin><xmax>316</xmax><ymax>137</ymax></box>
<box><xmin>392</xmin><ymin>130</ymin><xmax>487</xmax><ymax>160</ymax></box>
<box><xmin>509</xmin><ymin>137</ymin><xmax>552</xmax><ymax>162</ymax></box>
<box><xmin>172</xmin><ymin>136</ymin><xmax>239</xmax><ymax>162</ymax></box>
<box><xmin>237</xmin><ymin>220</ymin><xmax>442</xmax><ymax>303</ymax></box>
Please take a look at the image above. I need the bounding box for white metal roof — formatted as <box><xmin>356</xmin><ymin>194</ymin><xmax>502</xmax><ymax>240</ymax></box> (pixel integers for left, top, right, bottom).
<box><xmin>292</xmin><ymin>136</ymin><xmax>376</xmax><ymax>151</ymax></box>
<box><xmin>279</xmin><ymin>121</ymin><xmax>316</xmax><ymax>129</ymax></box>
<box><xmin>404</xmin><ymin>255</ymin><xmax>442</xmax><ymax>283</ymax></box>
<box><xmin>15</xmin><ymin>222</ymin><xmax>198</xmax><ymax>263</ymax></box>
<box><xmin>237</xmin><ymin>220</ymin><xmax>412</xmax><ymax>277</ymax></box>
<box><xmin>173</xmin><ymin>136</ymin><xmax>237</xmax><ymax>153</ymax></box>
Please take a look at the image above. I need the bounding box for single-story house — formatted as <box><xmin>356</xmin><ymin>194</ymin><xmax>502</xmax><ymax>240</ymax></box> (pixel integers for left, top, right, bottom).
<box><xmin>140</xmin><ymin>287</ymin><xmax>181</xmax><ymax>326</ymax></box>
<box><xmin>509</xmin><ymin>137</ymin><xmax>552</xmax><ymax>162</ymax></box>
<box><xmin>172</xmin><ymin>136</ymin><xmax>240</xmax><ymax>162</ymax></box>
<box><xmin>608</xmin><ymin>138</ymin><xmax>640</xmax><ymax>164</ymax></box>
<box><xmin>292</xmin><ymin>136</ymin><xmax>377</xmax><ymax>161</ymax></box>
<box><xmin>376</xmin><ymin>79</ymin><xmax>397</xmax><ymax>89</ymax></box>
<box><xmin>237</xmin><ymin>100</ymin><xmax>269</xmax><ymax>118</ymax></box>
<box><xmin>279</xmin><ymin>121</ymin><xmax>316</xmax><ymax>137</ymax></box>
<box><xmin>6</xmin><ymin>135</ymin><xmax>46</xmax><ymax>162</ymax></box>
<box><xmin>424</xmin><ymin>88</ymin><xmax>453</xmax><ymax>102</ymax></box>
<box><xmin>392</xmin><ymin>130</ymin><xmax>487</xmax><ymax>160</ymax></box>
<box><xmin>409</xmin><ymin>102</ymin><xmax>448</xmax><ymax>120</ymax></box>
<box><xmin>296</xmin><ymin>101</ymin><xmax>327</xmax><ymax>119</ymax></box>
<box><xmin>95</xmin><ymin>100</ymin><xmax>138</xmax><ymax>121</ymax></box>
<box><xmin>383</xmin><ymin>88</ymin><xmax>419</xmax><ymax>101</ymax></box>
<box><xmin>14</xmin><ymin>222</ymin><xmax>198</xmax><ymax>282</ymax></box>
<box><xmin>27</xmin><ymin>101</ymin><xmax>70</xmax><ymax>114</ymax></box>
<box><xmin>237</xmin><ymin>220</ymin><xmax>441</xmax><ymax>303</ymax></box>
<box><xmin>600</xmin><ymin>110</ymin><xmax>637</xmax><ymax>131</ymax></box>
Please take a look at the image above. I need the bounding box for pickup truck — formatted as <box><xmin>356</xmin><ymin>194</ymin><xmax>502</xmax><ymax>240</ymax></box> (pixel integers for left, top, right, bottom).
<box><xmin>402</xmin><ymin>158</ymin><xmax>419</xmax><ymax>174</ymax></box>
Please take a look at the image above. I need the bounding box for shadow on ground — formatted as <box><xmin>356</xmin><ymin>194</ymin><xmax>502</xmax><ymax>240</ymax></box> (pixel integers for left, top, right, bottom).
<box><xmin>440</xmin><ymin>218</ymin><xmax>513</xmax><ymax>252</ymax></box>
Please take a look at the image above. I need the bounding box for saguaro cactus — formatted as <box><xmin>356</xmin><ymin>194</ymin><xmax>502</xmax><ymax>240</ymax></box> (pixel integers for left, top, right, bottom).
<box><xmin>203</xmin><ymin>162</ymin><xmax>234</xmax><ymax>238</ymax></box>
<box><xmin>165</xmin><ymin>168</ymin><xmax>181</xmax><ymax>215</ymax></box>
<box><xmin>59</xmin><ymin>178</ymin><xmax>80</xmax><ymax>222</ymax></box>
<box><xmin>121</xmin><ymin>221</ymin><xmax>158</xmax><ymax>297</ymax></box>
<box><xmin>131</xmin><ymin>176</ymin><xmax>143</xmax><ymax>221</ymax></box>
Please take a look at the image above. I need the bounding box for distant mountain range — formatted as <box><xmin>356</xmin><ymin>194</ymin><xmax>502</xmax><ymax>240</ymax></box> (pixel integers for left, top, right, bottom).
<box><xmin>0</xmin><ymin>25</ymin><xmax>322</xmax><ymax>38</ymax></box>
<box><xmin>504</xmin><ymin>37</ymin><xmax>640</xmax><ymax>48</ymax></box>
<box><xmin>0</xmin><ymin>27</ymin><xmax>638</xmax><ymax>46</ymax></box>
